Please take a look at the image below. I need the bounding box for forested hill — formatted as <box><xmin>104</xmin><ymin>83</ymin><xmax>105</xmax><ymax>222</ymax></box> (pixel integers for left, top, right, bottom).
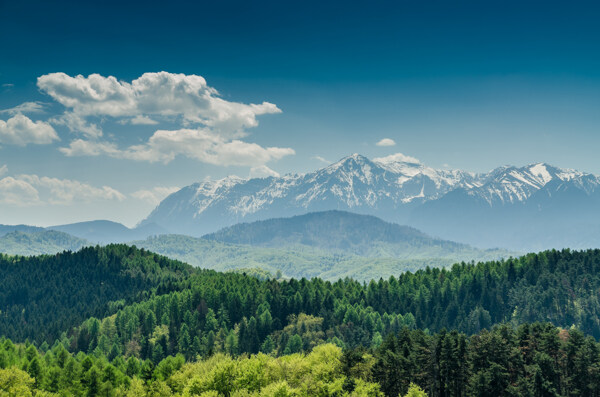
<box><xmin>59</xmin><ymin>248</ymin><xmax>600</xmax><ymax>368</ymax></box>
<box><xmin>3</xmin><ymin>324</ymin><xmax>599</xmax><ymax>397</ymax></box>
<box><xmin>133</xmin><ymin>233</ymin><xmax>482</xmax><ymax>282</ymax></box>
<box><xmin>0</xmin><ymin>245</ymin><xmax>193</xmax><ymax>343</ymax></box>
<box><xmin>4</xmin><ymin>247</ymin><xmax>600</xmax><ymax>348</ymax></box>
<box><xmin>204</xmin><ymin>210</ymin><xmax>466</xmax><ymax>255</ymax></box>
<box><xmin>2</xmin><ymin>247</ymin><xmax>600</xmax><ymax>396</ymax></box>
<box><xmin>0</xmin><ymin>230</ymin><xmax>89</xmax><ymax>256</ymax></box>
<box><xmin>203</xmin><ymin>210</ymin><xmax>513</xmax><ymax>260</ymax></box>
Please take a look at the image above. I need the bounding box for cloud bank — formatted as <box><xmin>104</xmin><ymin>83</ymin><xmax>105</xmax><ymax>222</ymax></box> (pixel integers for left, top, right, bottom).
<box><xmin>0</xmin><ymin>173</ymin><xmax>125</xmax><ymax>206</ymax></box>
<box><xmin>34</xmin><ymin>72</ymin><xmax>293</xmax><ymax>167</ymax></box>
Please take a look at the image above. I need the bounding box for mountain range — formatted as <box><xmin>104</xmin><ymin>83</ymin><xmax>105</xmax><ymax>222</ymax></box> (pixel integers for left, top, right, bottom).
<box><xmin>141</xmin><ymin>153</ymin><xmax>600</xmax><ymax>251</ymax></box>
<box><xmin>0</xmin><ymin>220</ymin><xmax>167</xmax><ymax>244</ymax></box>
<box><xmin>2</xmin><ymin>153</ymin><xmax>598</xmax><ymax>253</ymax></box>
<box><xmin>0</xmin><ymin>211</ymin><xmax>512</xmax><ymax>280</ymax></box>
<box><xmin>134</xmin><ymin>211</ymin><xmax>512</xmax><ymax>281</ymax></box>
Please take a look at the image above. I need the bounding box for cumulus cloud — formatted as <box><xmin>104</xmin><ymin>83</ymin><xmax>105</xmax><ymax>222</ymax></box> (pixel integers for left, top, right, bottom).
<box><xmin>131</xmin><ymin>186</ymin><xmax>180</xmax><ymax>205</ymax></box>
<box><xmin>376</xmin><ymin>138</ymin><xmax>396</xmax><ymax>147</ymax></box>
<box><xmin>50</xmin><ymin>112</ymin><xmax>103</xmax><ymax>138</ymax></box>
<box><xmin>61</xmin><ymin>128</ymin><xmax>295</xmax><ymax>166</ymax></box>
<box><xmin>0</xmin><ymin>173</ymin><xmax>125</xmax><ymax>206</ymax></box>
<box><xmin>249</xmin><ymin>165</ymin><xmax>280</xmax><ymax>178</ymax></box>
<box><xmin>36</xmin><ymin>71</ymin><xmax>292</xmax><ymax>167</ymax></box>
<box><xmin>59</xmin><ymin>139</ymin><xmax>121</xmax><ymax>157</ymax></box>
<box><xmin>0</xmin><ymin>114</ymin><xmax>59</xmax><ymax>146</ymax></box>
<box><xmin>38</xmin><ymin>72</ymin><xmax>281</xmax><ymax>137</ymax></box>
<box><xmin>0</xmin><ymin>176</ymin><xmax>40</xmax><ymax>205</ymax></box>
<box><xmin>1</xmin><ymin>101</ymin><xmax>46</xmax><ymax>115</ymax></box>
<box><xmin>20</xmin><ymin>175</ymin><xmax>125</xmax><ymax>204</ymax></box>
<box><xmin>373</xmin><ymin>152</ymin><xmax>421</xmax><ymax>165</ymax></box>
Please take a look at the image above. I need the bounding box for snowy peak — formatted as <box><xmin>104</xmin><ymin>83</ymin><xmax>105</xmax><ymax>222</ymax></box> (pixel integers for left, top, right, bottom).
<box><xmin>325</xmin><ymin>153</ymin><xmax>374</xmax><ymax>174</ymax></box>
<box><xmin>528</xmin><ymin>163</ymin><xmax>555</xmax><ymax>185</ymax></box>
<box><xmin>194</xmin><ymin>175</ymin><xmax>246</xmax><ymax>198</ymax></box>
<box><xmin>142</xmin><ymin>153</ymin><xmax>600</xmax><ymax>236</ymax></box>
<box><xmin>373</xmin><ymin>152</ymin><xmax>423</xmax><ymax>175</ymax></box>
<box><xmin>469</xmin><ymin>162</ymin><xmax>600</xmax><ymax>205</ymax></box>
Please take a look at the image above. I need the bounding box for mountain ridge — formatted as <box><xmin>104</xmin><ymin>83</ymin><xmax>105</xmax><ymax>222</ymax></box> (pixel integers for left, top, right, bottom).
<box><xmin>0</xmin><ymin>210</ymin><xmax>514</xmax><ymax>281</ymax></box>
<box><xmin>141</xmin><ymin>153</ymin><xmax>600</xmax><ymax>250</ymax></box>
<box><xmin>203</xmin><ymin>210</ymin><xmax>475</xmax><ymax>256</ymax></box>
<box><xmin>0</xmin><ymin>220</ymin><xmax>169</xmax><ymax>244</ymax></box>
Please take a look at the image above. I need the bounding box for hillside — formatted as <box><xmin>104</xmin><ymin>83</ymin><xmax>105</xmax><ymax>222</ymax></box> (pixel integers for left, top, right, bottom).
<box><xmin>0</xmin><ymin>224</ymin><xmax>45</xmax><ymax>236</ymax></box>
<box><xmin>4</xmin><ymin>325</ymin><xmax>598</xmax><ymax>397</ymax></box>
<box><xmin>131</xmin><ymin>233</ymin><xmax>511</xmax><ymax>281</ymax></box>
<box><xmin>67</xmin><ymin>248</ymin><xmax>600</xmax><ymax>362</ymax></box>
<box><xmin>141</xmin><ymin>153</ymin><xmax>600</xmax><ymax>251</ymax></box>
<box><xmin>0</xmin><ymin>230</ymin><xmax>89</xmax><ymax>255</ymax></box>
<box><xmin>0</xmin><ymin>245</ymin><xmax>193</xmax><ymax>342</ymax></box>
<box><xmin>0</xmin><ymin>213</ymin><xmax>512</xmax><ymax>280</ymax></box>
<box><xmin>203</xmin><ymin>210</ymin><xmax>498</xmax><ymax>257</ymax></box>
<box><xmin>1</xmin><ymin>247</ymin><xmax>600</xmax><ymax>396</ymax></box>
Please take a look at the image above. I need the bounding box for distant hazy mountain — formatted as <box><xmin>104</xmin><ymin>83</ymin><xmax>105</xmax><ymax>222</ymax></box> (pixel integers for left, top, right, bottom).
<box><xmin>0</xmin><ymin>210</ymin><xmax>512</xmax><ymax>280</ymax></box>
<box><xmin>0</xmin><ymin>230</ymin><xmax>89</xmax><ymax>256</ymax></box>
<box><xmin>0</xmin><ymin>224</ymin><xmax>45</xmax><ymax>237</ymax></box>
<box><xmin>141</xmin><ymin>153</ymin><xmax>600</xmax><ymax>250</ymax></box>
<box><xmin>48</xmin><ymin>220</ymin><xmax>168</xmax><ymax>244</ymax></box>
<box><xmin>204</xmin><ymin>210</ymin><xmax>494</xmax><ymax>258</ymax></box>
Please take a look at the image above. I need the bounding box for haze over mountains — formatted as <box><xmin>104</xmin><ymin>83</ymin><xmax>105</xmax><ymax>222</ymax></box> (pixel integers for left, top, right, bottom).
<box><xmin>0</xmin><ymin>220</ymin><xmax>167</xmax><ymax>244</ymax></box>
<box><xmin>0</xmin><ymin>211</ymin><xmax>512</xmax><ymax>281</ymax></box>
<box><xmin>134</xmin><ymin>211</ymin><xmax>512</xmax><ymax>281</ymax></box>
<box><xmin>142</xmin><ymin>153</ymin><xmax>600</xmax><ymax>251</ymax></box>
<box><xmin>204</xmin><ymin>210</ymin><xmax>475</xmax><ymax>257</ymax></box>
<box><xmin>1</xmin><ymin>153</ymin><xmax>598</xmax><ymax>253</ymax></box>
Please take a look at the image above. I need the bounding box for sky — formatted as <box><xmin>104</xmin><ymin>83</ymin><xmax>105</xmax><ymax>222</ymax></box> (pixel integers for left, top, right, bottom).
<box><xmin>1</xmin><ymin>0</ymin><xmax>599</xmax><ymax>227</ymax></box>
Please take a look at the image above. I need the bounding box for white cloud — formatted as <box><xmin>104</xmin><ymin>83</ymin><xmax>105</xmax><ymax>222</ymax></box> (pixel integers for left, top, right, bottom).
<box><xmin>38</xmin><ymin>72</ymin><xmax>281</xmax><ymax>137</ymax></box>
<box><xmin>1</xmin><ymin>101</ymin><xmax>46</xmax><ymax>115</ymax></box>
<box><xmin>37</xmin><ymin>71</ymin><xmax>292</xmax><ymax>168</ymax></box>
<box><xmin>19</xmin><ymin>175</ymin><xmax>125</xmax><ymax>204</ymax></box>
<box><xmin>0</xmin><ymin>176</ymin><xmax>40</xmax><ymax>205</ymax></box>
<box><xmin>373</xmin><ymin>152</ymin><xmax>421</xmax><ymax>165</ymax></box>
<box><xmin>126</xmin><ymin>115</ymin><xmax>159</xmax><ymax>125</ymax></box>
<box><xmin>0</xmin><ymin>173</ymin><xmax>125</xmax><ymax>206</ymax></box>
<box><xmin>50</xmin><ymin>112</ymin><xmax>102</xmax><ymax>138</ymax></box>
<box><xmin>60</xmin><ymin>128</ymin><xmax>295</xmax><ymax>166</ymax></box>
<box><xmin>131</xmin><ymin>186</ymin><xmax>180</xmax><ymax>205</ymax></box>
<box><xmin>0</xmin><ymin>165</ymin><xmax>7</xmax><ymax>176</ymax></box>
<box><xmin>249</xmin><ymin>165</ymin><xmax>280</xmax><ymax>178</ymax></box>
<box><xmin>59</xmin><ymin>139</ymin><xmax>121</xmax><ymax>157</ymax></box>
<box><xmin>313</xmin><ymin>155</ymin><xmax>331</xmax><ymax>164</ymax></box>
<box><xmin>0</xmin><ymin>114</ymin><xmax>59</xmax><ymax>146</ymax></box>
<box><xmin>376</xmin><ymin>138</ymin><xmax>396</xmax><ymax>147</ymax></box>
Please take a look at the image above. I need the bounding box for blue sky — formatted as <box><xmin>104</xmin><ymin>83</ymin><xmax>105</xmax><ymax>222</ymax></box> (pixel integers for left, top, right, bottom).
<box><xmin>1</xmin><ymin>0</ymin><xmax>599</xmax><ymax>226</ymax></box>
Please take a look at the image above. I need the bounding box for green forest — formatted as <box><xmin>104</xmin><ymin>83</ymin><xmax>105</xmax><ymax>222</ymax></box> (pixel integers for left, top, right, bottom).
<box><xmin>1</xmin><ymin>245</ymin><xmax>600</xmax><ymax>395</ymax></box>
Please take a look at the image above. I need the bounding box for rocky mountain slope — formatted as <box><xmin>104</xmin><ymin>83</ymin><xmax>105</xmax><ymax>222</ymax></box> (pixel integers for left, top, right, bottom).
<box><xmin>141</xmin><ymin>153</ymin><xmax>600</xmax><ymax>250</ymax></box>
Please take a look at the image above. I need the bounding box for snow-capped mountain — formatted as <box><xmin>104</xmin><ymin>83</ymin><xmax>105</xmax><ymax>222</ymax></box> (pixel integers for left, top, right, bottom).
<box><xmin>140</xmin><ymin>154</ymin><xmax>600</xmax><ymax>250</ymax></box>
